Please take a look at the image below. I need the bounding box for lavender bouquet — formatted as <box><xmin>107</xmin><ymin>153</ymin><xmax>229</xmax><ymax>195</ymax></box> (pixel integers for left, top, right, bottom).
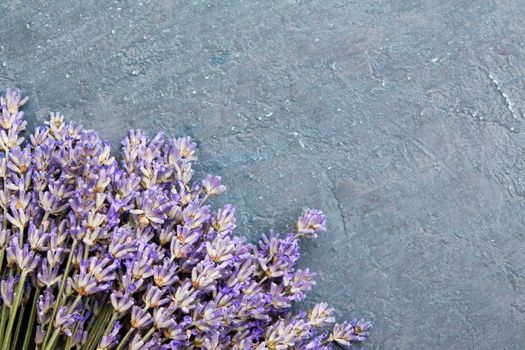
<box><xmin>0</xmin><ymin>88</ymin><xmax>371</xmax><ymax>350</ymax></box>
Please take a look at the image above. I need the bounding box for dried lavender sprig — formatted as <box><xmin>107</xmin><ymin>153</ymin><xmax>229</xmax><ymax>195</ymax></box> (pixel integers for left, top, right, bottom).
<box><xmin>0</xmin><ymin>88</ymin><xmax>372</xmax><ymax>350</ymax></box>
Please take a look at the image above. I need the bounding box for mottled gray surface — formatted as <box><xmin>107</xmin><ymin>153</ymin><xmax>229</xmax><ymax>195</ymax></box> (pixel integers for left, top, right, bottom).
<box><xmin>1</xmin><ymin>0</ymin><xmax>525</xmax><ymax>348</ymax></box>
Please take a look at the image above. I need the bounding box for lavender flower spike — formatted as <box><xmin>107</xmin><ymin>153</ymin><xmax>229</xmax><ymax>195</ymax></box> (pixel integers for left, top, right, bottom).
<box><xmin>0</xmin><ymin>276</ymin><xmax>18</xmax><ymax>308</ymax></box>
<box><xmin>130</xmin><ymin>306</ymin><xmax>153</xmax><ymax>329</ymax></box>
<box><xmin>54</xmin><ymin>307</ymin><xmax>81</xmax><ymax>337</ymax></box>
<box><xmin>308</xmin><ymin>303</ymin><xmax>336</xmax><ymax>328</ymax></box>
<box><xmin>296</xmin><ymin>208</ymin><xmax>327</xmax><ymax>238</ymax></box>
<box><xmin>329</xmin><ymin>319</ymin><xmax>373</xmax><ymax>347</ymax></box>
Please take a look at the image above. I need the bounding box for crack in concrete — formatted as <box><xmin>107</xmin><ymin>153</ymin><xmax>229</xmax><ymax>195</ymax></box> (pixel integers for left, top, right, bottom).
<box><xmin>487</xmin><ymin>72</ymin><xmax>522</xmax><ymax>120</ymax></box>
<box><xmin>476</xmin><ymin>63</ymin><xmax>524</xmax><ymax>121</ymax></box>
<box><xmin>409</xmin><ymin>138</ymin><xmax>459</xmax><ymax>181</ymax></box>
<box><xmin>325</xmin><ymin>172</ymin><xmax>349</xmax><ymax>239</ymax></box>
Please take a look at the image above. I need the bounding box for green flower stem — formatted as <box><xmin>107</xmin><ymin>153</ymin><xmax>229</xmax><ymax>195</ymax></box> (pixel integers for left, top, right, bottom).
<box><xmin>41</xmin><ymin>238</ymin><xmax>78</xmax><ymax>349</ymax></box>
<box><xmin>114</xmin><ymin>328</ymin><xmax>135</xmax><ymax>350</ymax></box>
<box><xmin>141</xmin><ymin>328</ymin><xmax>156</xmax><ymax>343</ymax></box>
<box><xmin>200</xmin><ymin>193</ymin><xmax>210</xmax><ymax>207</ymax></box>
<box><xmin>84</xmin><ymin>301</ymin><xmax>96</xmax><ymax>334</ymax></box>
<box><xmin>1</xmin><ymin>271</ymin><xmax>28</xmax><ymax>350</ymax></box>
<box><xmin>83</xmin><ymin>245</ymin><xmax>90</xmax><ymax>260</ymax></box>
<box><xmin>0</xmin><ymin>303</ymin><xmax>7</xmax><ymax>345</ymax></box>
<box><xmin>84</xmin><ymin>304</ymin><xmax>112</xmax><ymax>350</ymax></box>
<box><xmin>68</xmin><ymin>294</ymin><xmax>82</xmax><ymax>313</ymax></box>
<box><xmin>18</xmin><ymin>226</ymin><xmax>24</xmax><ymax>246</ymax></box>
<box><xmin>0</xmin><ymin>249</ymin><xmax>5</xmax><ymax>279</ymax></box>
<box><xmin>101</xmin><ymin>312</ymin><xmax>117</xmax><ymax>338</ymax></box>
<box><xmin>21</xmin><ymin>287</ymin><xmax>40</xmax><ymax>350</ymax></box>
<box><xmin>11</xmin><ymin>303</ymin><xmax>25</xmax><ymax>350</ymax></box>
<box><xmin>43</xmin><ymin>330</ymin><xmax>60</xmax><ymax>350</ymax></box>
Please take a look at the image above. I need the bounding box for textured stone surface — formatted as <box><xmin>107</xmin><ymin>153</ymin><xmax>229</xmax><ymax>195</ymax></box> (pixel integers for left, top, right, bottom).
<box><xmin>1</xmin><ymin>1</ymin><xmax>525</xmax><ymax>348</ymax></box>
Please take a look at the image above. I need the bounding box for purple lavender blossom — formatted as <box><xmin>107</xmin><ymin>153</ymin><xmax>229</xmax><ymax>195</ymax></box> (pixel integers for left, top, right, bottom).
<box><xmin>130</xmin><ymin>306</ymin><xmax>153</xmax><ymax>329</ymax></box>
<box><xmin>110</xmin><ymin>291</ymin><xmax>135</xmax><ymax>314</ymax></box>
<box><xmin>202</xmin><ymin>175</ymin><xmax>226</xmax><ymax>197</ymax></box>
<box><xmin>330</xmin><ymin>319</ymin><xmax>373</xmax><ymax>347</ymax></box>
<box><xmin>296</xmin><ymin>208</ymin><xmax>327</xmax><ymax>238</ymax></box>
<box><xmin>0</xmin><ymin>276</ymin><xmax>18</xmax><ymax>308</ymax></box>
<box><xmin>308</xmin><ymin>302</ymin><xmax>336</xmax><ymax>328</ymax></box>
<box><xmin>54</xmin><ymin>307</ymin><xmax>81</xmax><ymax>336</ymax></box>
<box><xmin>37</xmin><ymin>288</ymin><xmax>55</xmax><ymax>325</ymax></box>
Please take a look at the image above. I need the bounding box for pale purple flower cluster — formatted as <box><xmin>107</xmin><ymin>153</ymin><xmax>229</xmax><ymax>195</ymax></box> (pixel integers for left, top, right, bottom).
<box><xmin>0</xmin><ymin>88</ymin><xmax>371</xmax><ymax>350</ymax></box>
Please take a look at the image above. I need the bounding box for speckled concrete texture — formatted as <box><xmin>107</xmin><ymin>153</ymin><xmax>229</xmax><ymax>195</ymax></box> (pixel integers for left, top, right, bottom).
<box><xmin>1</xmin><ymin>1</ymin><xmax>525</xmax><ymax>348</ymax></box>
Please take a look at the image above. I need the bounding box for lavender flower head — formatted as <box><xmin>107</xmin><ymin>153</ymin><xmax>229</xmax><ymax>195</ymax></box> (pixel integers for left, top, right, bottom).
<box><xmin>297</xmin><ymin>208</ymin><xmax>327</xmax><ymax>238</ymax></box>
<box><xmin>0</xmin><ymin>88</ymin><xmax>371</xmax><ymax>350</ymax></box>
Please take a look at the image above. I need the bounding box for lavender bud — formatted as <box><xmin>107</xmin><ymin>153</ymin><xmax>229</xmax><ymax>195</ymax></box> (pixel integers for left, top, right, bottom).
<box><xmin>212</xmin><ymin>205</ymin><xmax>236</xmax><ymax>234</ymax></box>
<box><xmin>329</xmin><ymin>319</ymin><xmax>372</xmax><ymax>346</ymax></box>
<box><xmin>202</xmin><ymin>175</ymin><xmax>226</xmax><ymax>197</ymax></box>
<box><xmin>296</xmin><ymin>208</ymin><xmax>327</xmax><ymax>238</ymax></box>
<box><xmin>0</xmin><ymin>276</ymin><xmax>18</xmax><ymax>308</ymax></box>
<box><xmin>170</xmin><ymin>281</ymin><xmax>196</xmax><ymax>313</ymax></box>
<box><xmin>35</xmin><ymin>326</ymin><xmax>46</xmax><ymax>345</ymax></box>
<box><xmin>308</xmin><ymin>303</ymin><xmax>336</xmax><ymax>327</ymax></box>
<box><xmin>54</xmin><ymin>307</ymin><xmax>81</xmax><ymax>337</ymax></box>
<box><xmin>153</xmin><ymin>258</ymin><xmax>179</xmax><ymax>287</ymax></box>
<box><xmin>37</xmin><ymin>288</ymin><xmax>55</xmax><ymax>325</ymax></box>
<box><xmin>110</xmin><ymin>291</ymin><xmax>135</xmax><ymax>314</ymax></box>
<box><xmin>37</xmin><ymin>260</ymin><xmax>62</xmax><ymax>288</ymax></box>
<box><xmin>130</xmin><ymin>306</ymin><xmax>152</xmax><ymax>329</ymax></box>
<box><xmin>153</xmin><ymin>307</ymin><xmax>176</xmax><ymax>330</ymax></box>
<box><xmin>143</xmin><ymin>285</ymin><xmax>169</xmax><ymax>309</ymax></box>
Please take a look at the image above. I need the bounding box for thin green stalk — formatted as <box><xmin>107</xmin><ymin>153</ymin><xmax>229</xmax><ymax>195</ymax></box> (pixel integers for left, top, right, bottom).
<box><xmin>84</xmin><ymin>310</ymin><xmax>108</xmax><ymax>349</ymax></box>
<box><xmin>84</xmin><ymin>300</ymin><xmax>97</xmax><ymax>334</ymax></box>
<box><xmin>200</xmin><ymin>193</ymin><xmax>210</xmax><ymax>207</ymax></box>
<box><xmin>21</xmin><ymin>287</ymin><xmax>39</xmax><ymax>350</ymax></box>
<box><xmin>141</xmin><ymin>328</ymin><xmax>155</xmax><ymax>343</ymax></box>
<box><xmin>41</xmin><ymin>239</ymin><xmax>78</xmax><ymax>348</ymax></box>
<box><xmin>43</xmin><ymin>330</ymin><xmax>60</xmax><ymax>350</ymax></box>
<box><xmin>83</xmin><ymin>244</ymin><xmax>90</xmax><ymax>260</ymax></box>
<box><xmin>68</xmin><ymin>295</ymin><xmax>82</xmax><ymax>313</ymax></box>
<box><xmin>1</xmin><ymin>271</ymin><xmax>28</xmax><ymax>350</ymax></box>
<box><xmin>101</xmin><ymin>312</ymin><xmax>117</xmax><ymax>338</ymax></box>
<box><xmin>0</xmin><ymin>249</ymin><xmax>5</xmax><ymax>279</ymax></box>
<box><xmin>84</xmin><ymin>304</ymin><xmax>113</xmax><ymax>350</ymax></box>
<box><xmin>0</xmin><ymin>304</ymin><xmax>7</xmax><ymax>345</ymax></box>
<box><xmin>10</xmin><ymin>304</ymin><xmax>25</xmax><ymax>350</ymax></box>
<box><xmin>18</xmin><ymin>226</ymin><xmax>24</xmax><ymax>246</ymax></box>
<box><xmin>114</xmin><ymin>328</ymin><xmax>135</xmax><ymax>350</ymax></box>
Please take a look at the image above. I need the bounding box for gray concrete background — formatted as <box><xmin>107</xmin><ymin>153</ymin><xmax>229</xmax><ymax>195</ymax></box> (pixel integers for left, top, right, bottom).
<box><xmin>1</xmin><ymin>0</ymin><xmax>525</xmax><ymax>349</ymax></box>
